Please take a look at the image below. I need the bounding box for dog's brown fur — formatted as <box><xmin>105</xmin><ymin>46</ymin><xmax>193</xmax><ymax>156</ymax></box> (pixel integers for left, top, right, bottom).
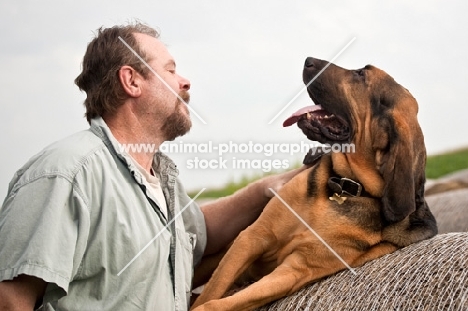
<box><xmin>191</xmin><ymin>58</ymin><xmax>437</xmax><ymax>311</ymax></box>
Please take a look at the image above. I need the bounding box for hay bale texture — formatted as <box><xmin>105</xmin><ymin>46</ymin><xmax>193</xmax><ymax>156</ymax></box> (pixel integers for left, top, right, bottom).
<box><xmin>258</xmin><ymin>233</ymin><xmax>468</xmax><ymax>311</ymax></box>
<box><xmin>425</xmin><ymin>168</ymin><xmax>468</xmax><ymax>233</ymax></box>
<box><xmin>427</xmin><ymin>189</ymin><xmax>468</xmax><ymax>233</ymax></box>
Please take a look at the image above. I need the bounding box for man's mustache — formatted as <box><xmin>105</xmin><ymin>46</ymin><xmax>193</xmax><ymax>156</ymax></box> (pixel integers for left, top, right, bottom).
<box><xmin>179</xmin><ymin>91</ymin><xmax>190</xmax><ymax>104</ymax></box>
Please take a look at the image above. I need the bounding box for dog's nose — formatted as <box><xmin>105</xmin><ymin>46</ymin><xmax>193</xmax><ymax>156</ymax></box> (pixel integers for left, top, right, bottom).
<box><xmin>304</xmin><ymin>57</ymin><xmax>316</xmax><ymax>68</ymax></box>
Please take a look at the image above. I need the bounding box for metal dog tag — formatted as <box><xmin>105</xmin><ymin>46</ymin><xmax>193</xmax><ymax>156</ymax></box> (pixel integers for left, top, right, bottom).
<box><xmin>329</xmin><ymin>193</ymin><xmax>347</xmax><ymax>205</ymax></box>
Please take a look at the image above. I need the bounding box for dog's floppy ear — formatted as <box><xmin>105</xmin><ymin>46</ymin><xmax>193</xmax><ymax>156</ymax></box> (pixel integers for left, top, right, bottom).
<box><xmin>379</xmin><ymin>111</ymin><xmax>426</xmax><ymax>224</ymax></box>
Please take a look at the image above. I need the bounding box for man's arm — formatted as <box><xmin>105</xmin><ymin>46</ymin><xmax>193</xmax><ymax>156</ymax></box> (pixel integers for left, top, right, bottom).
<box><xmin>0</xmin><ymin>275</ymin><xmax>46</xmax><ymax>311</ymax></box>
<box><xmin>200</xmin><ymin>166</ymin><xmax>307</xmax><ymax>255</ymax></box>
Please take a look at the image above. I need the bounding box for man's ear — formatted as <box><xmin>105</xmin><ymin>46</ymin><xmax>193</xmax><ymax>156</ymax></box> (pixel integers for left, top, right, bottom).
<box><xmin>118</xmin><ymin>65</ymin><xmax>143</xmax><ymax>98</ymax></box>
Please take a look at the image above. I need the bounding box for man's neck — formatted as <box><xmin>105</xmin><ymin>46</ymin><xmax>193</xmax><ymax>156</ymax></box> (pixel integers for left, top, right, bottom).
<box><xmin>103</xmin><ymin>109</ymin><xmax>165</xmax><ymax>173</ymax></box>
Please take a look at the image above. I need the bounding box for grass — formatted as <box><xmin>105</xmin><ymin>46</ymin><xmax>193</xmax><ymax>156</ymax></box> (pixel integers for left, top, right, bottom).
<box><xmin>189</xmin><ymin>147</ymin><xmax>468</xmax><ymax>198</ymax></box>
<box><xmin>190</xmin><ymin>172</ymin><xmax>274</xmax><ymax>198</ymax></box>
<box><xmin>425</xmin><ymin>147</ymin><xmax>468</xmax><ymax>179</ymax></box>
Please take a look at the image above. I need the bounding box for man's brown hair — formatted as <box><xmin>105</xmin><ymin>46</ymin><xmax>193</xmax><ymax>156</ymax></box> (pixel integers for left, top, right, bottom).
<box><xmin>75</xmin><ymin>22</ymin><xmax>159</xmax><ymax>123</ymax></box>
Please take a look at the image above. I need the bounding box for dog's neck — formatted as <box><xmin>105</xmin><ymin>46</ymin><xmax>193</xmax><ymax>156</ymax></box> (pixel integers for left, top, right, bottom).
<box><xmin>302</xmin><ymin>147</ymin><xmax>385</xmax><ymax>198</ymax></box>
<box><xmin>330</xmin><ymin>152</ymin><xmax>385</xmax><ymax>198</ymax></box>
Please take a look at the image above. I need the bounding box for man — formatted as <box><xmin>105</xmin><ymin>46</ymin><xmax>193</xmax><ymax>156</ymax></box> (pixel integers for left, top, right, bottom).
<box><xmin>0</xmin><ymin>22</ymin><xmax>302</xmax><ymax>310</ymax></box>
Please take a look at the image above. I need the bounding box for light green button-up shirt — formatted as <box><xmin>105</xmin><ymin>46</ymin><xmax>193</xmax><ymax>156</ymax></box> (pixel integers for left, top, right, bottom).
<box><xmin>0</xmin><ymin>117</ymin><xmax>207</xmax><ymax>310</ymax></box>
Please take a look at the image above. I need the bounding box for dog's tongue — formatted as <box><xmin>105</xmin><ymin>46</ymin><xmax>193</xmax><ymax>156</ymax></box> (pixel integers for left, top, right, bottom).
<box><xmin>283</xmin><ymin>105</ymin><xmax>323</xmax><ymax>127</ymax></box>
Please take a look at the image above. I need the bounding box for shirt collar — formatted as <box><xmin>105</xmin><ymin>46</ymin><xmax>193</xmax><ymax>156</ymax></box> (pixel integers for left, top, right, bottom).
<box><xmin>89</xmin><ymin>117</ymin><xmax>179</xmax><ymax>178</ymax></box>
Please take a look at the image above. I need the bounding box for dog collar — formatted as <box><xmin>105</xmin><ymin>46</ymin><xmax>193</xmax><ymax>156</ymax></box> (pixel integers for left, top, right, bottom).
<box><xmin>327</xmin><ymin>177</ymin><xmax>363</xmax><ymax>205</ymax></box>
<box><xmin>328</xmin><ymin>177</ymin><xmax>362</xmax><ymax>197</ymax></box>
<box><xmin>302</xmin><ymin>148</ymin><xmax>365</xmax><ymax>200</ymax></box>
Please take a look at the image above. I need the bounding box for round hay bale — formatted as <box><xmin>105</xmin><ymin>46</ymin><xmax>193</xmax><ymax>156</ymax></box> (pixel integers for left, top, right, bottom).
<box><xmin>258</xmin><ymin>233</ymin><xmax>468</xmax><ymax>311</ymax></box>
<box><xmin>426</xmin><ymin>189</ymin><xmax>468</xmax><ymax>233</ymax></box>
<box><xmin>438</xmin><ymin>168</ymin><xmax>468</xmax><ymax>183</ymax></box>
<box><xmin>425</xmin><ymin>169</ymin><xmax>468</xmax><ymax>196</ymax></box>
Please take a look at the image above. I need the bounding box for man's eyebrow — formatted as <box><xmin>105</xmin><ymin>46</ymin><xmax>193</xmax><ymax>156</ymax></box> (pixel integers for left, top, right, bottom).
<box><xmin>165</xmin><ymin>60</ymin><xmax>176</xmax><ymax>68</ymax></box>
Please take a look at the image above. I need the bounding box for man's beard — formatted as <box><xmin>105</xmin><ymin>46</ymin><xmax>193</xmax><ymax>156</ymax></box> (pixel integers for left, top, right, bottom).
<box><xmin>161</xmin><ymin>91</ymin><xmax>192</xmax><ymax>141</ymax></box>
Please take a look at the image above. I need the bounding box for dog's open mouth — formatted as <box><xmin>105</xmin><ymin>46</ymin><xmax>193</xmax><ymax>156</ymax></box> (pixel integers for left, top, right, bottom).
<box><xmin>283</xmin><ymin>105</ymin><xmax>350</xmax><ymax>142</ymax></box>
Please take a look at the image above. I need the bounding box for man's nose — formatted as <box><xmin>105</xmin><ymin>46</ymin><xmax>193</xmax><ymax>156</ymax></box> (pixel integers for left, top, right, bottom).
<box><xmin>178</xmin><ymin>74</ymin><xmax>190</xmax><ymax>91</ymax></box>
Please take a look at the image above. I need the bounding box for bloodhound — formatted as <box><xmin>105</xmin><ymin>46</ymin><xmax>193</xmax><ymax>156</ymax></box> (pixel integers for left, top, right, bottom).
<box><xmin>191</xmin><ymin>57</ymin><xmax>438</xmax><ymax>311</ymax></box>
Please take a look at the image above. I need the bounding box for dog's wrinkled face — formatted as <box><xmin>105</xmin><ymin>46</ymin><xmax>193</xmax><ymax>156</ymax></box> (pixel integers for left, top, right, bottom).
<box><xmin>285</xmin><ymin>57</ymin><xmax>418</xmax><ymax>146</ymax></box>
<box><xmin>285</xmin><ymin>57</ymin><xmax>427</xmax><ymax>224</ymax></box>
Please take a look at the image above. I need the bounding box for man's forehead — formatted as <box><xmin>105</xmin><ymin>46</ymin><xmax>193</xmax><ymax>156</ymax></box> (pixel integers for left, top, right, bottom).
<box><xmin>133</xmin><ymin>33</ymin><xmax>174</xmax><ymax>64</ymax></box>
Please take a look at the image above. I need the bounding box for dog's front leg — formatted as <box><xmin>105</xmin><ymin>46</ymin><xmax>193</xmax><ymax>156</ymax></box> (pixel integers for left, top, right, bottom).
<box><xmin>191</xmin><ymin>228</ymin><xmax>271</xmax><ymax>309</ymax></box>
<box><xmin>351</xmin><ymin>241</ymin><xmax>399</xmax><ymax>267</ymax></box>
<box><xmin>192</xmin><ymin>252</ymin><xmax>321</xmax><ymax>311</ymax></box>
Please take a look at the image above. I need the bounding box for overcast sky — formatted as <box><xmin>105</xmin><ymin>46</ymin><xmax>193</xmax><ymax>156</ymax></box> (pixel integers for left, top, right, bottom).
<box><xmin>1</xmin><ymin>1</ymin><xmax>467</xmax><ymax>200</ymax></box>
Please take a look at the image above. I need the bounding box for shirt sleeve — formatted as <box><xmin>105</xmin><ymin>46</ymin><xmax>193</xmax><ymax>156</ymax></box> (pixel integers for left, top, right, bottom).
<box><xmin>0</xmin><ymin>175</ymin><xmax>90</xmax><ymax>299</ymax></box>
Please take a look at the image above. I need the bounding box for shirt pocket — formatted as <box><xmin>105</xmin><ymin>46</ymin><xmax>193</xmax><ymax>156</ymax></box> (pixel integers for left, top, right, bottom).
<box><xmin>175</xmin><ymin>229</ymin><xmax>196</xmax><ymax>309</ymax></box>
